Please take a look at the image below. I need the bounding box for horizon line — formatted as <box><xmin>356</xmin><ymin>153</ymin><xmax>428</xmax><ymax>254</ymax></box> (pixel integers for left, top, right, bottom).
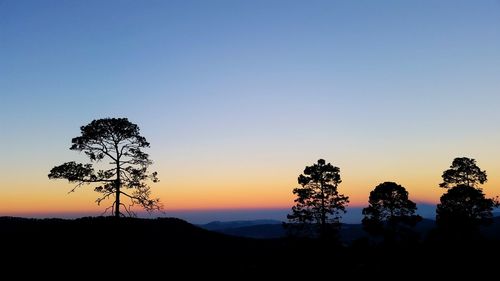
<box><xmin>0</xmin><ymin>201</ymin><xmax>439</xmax><ymax>216</ymax></box>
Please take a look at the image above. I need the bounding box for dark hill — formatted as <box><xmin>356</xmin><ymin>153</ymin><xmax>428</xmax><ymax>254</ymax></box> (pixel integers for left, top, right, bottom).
<box><xmin>0</xmin><ymin>216</ymin><xmax>273</xmax><ymax>274</ymax></box>
<box><xmin>1</xmin><ymin>216</ymin><xmax>353</xmax><ymax>277</ymax></box>
<box><xmin>1</xmin><ymin>216</ymin><xmax>500</xmax><ymax>277</ymax></box>
<box><xmin>213</xmin><ymin>223</ymin><xmax>286</xmax><ymax>238</ymax></box>
<box><xmin>201</xmin><ymin>219</ymin><xmax>282</xmax><ymax>231</ymax></box>
<box><xmin>0</xmin><ymin>216</ymin><xmax>253</xmax><ymax>253</ymax></box>
<box><xmin>200</xmin><ymin>218</ymin><xmax>438</xmax><ymax>241</ymax></box>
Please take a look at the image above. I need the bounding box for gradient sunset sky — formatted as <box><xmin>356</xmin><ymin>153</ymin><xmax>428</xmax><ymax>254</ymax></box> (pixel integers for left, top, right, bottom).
<box><xmin>1</xmin><ymin>0</ymin><xmax>499</xmax><ymax>220</ymax></box>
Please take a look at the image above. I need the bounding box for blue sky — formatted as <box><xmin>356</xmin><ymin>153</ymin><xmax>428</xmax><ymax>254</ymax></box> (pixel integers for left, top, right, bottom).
<box><xmin>1</xmin><ymin>0</ymin><xmax>500</xmax><ymax>222</ymax></box>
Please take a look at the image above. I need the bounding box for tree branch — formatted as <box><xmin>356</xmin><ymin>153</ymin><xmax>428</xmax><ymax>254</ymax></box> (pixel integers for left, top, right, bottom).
<box><xmin>96</xmin><ymin>191</ymin><xmax>114</xmax><ymax>205</ymax></box>
<box><xmin>120</xmin><ymin>203</ymin><xmax>135</xmax><ymax>217</ymax></box>
<box><xmin>84</xmin><ymin>143</ymin><xmax>117</xmax><ymax>162</ymax></box>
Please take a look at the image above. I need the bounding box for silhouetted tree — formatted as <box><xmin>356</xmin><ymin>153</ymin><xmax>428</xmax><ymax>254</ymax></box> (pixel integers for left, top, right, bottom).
<box><xmin>439</xmin><ymin>157</ymin><xmax>487</xmax><ymax>188</ymax></box>
<box><xmin>49</xmin><ymin>118</ymin><xmax>161</xmax><ymax>218</ymax></box>
<box><xmin>287</xmin><ymin>159</ymin><xmax>349</xmax><ymax>238</ymax></box>
<box><xmin>362</xmin><ymin>182</ymin><xmax>421</xmax><ymax>243</ymax></box>
<box><xmin>436</xmin><ymin>157</ymin><xmax>498</xmax><ymax>236</ymax></box>
<box><xmin>437</xmin><ymin>184</ymin><xmax>495</xmax><ymax>230</ymax></box>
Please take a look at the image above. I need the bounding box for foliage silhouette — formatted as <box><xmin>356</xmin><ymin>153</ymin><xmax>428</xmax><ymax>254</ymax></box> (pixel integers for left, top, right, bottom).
<box><xmin>436</xmin><ymin>157</ymin><xmax>498</xmax><ymax>237</ymax></box>
<box><xmin>48</xmin><ymin>118</ymin><xmax>161</xmax><ymax>217</ymax></box>
<box><xmin>439</xmin><ymin>157</ymin><xmax>487</xmax><ymax>188</ymax></box>
<box><xmin>437</xmin><ymin>184</ymin><xmax>496</xmax><ymax>230</ymax></box>
<box><xmin>362</xmin><ymin>182</ymin><xmax>421</xmax><ymax>243</ymax></box>
<box><xmin>287</xmin><ymin>159</ymin><xmax>349</xmax><ymax>239</ymax></box>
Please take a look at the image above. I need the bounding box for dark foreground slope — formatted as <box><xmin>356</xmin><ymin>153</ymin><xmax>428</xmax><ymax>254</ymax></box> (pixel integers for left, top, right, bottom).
<box><xmin>1</xmin><ymin>217</ymin><xmax>263</xmax><ymax>261</ymax></box>
<box><xmin>0</xmin><ymin>216</ymin><xmax>292</xmax><ymax>276</ymax></box>
<box><xmin>1</xmin><ymin>216</ymin><xmax>499</xmax><ymax>277</ymax></box>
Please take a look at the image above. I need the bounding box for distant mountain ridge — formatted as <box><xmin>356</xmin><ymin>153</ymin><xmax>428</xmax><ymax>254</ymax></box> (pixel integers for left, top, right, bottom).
<box><xmin>200</xmin><ymin>219</ymin><xmax>282</xmax><ymax>231</ymax></box>
<box><xmin>199</xmin><ymin>216</ymin><xmax>500</xmax><ymax>241</ymax></box>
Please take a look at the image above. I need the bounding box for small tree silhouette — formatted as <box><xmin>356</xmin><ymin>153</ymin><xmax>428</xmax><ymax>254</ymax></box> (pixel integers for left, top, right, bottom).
<box><xmin>287</xmin><ymin>159</ymin><xmax>349</xmax><ymax>239</ymax></box>
<box><xmin>48</xmin><ymin>118</ymin><xmax>161</xmax><ymax>218</ymax></box>
<box><xmin>362</xmin><ymin>182</ymin><xmax>421</xmax><ymax>243</ymax></box>
<box><xmin>436</xmin><ymin>157</ymin><xmax>498</xmax><ymax>236</ymax></box>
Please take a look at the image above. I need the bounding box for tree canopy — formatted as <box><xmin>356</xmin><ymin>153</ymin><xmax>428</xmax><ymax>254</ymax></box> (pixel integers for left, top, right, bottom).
<box><xmin>287</xmin><ymin>159</ymin><xmax>349</xmax><ymax>238</ymax></box>
<box><xmin>436</xmin><ymin>157</ymin><xmax>498</xmax><ymax>236</ymax></box>
<box><xmin>437</xmin><ymin>184</ymin><xmax>495</xmax><ymax>229</ymax></box>
<box><xmin>439</xmin><ymin>157</ymin><xmax>487</xmax><ymax>188</ymax></box>
<box><xmin>49</xmin><ymin>118</ymin><xmax>161</xmax><ymax>217</ymax></box>
<box><xmin>362</xmin><ymin>182</ymin><xmax>421</xmax><ymax>241</ymax></box>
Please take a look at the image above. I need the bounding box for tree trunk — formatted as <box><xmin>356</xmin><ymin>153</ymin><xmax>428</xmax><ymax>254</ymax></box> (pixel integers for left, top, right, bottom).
<box><xmin>320</xmin><ymin>183</ymin><xmax>326</xmax><ymax>237</ymax></box>
<box><xmin>115</xmin><ymin>158</ymin><xmax>121</xmax><ymax>218</ymax></box>
<box><xmin>115</xmin><ymin>181</ymin><xmax>120</xmax><ymax>218</ymax></box>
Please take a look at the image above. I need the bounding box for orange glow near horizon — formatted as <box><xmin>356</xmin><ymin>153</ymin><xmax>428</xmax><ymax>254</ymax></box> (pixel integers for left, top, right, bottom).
<box><xmin>2</xmin><ymin>163</ymin><xmax>499</xmax><ymax>217</ymax></box>
<box><xmin>2</xmin><ymin>138</ymin><xmax>500</xmax><ymax>217</ymax></box>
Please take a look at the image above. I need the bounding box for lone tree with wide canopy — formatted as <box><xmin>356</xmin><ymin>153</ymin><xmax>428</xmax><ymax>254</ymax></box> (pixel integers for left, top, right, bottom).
<box><xmin>49</xmin><ymin>118</ymin><xmax>161</xmax><ymax>218</ymax></box>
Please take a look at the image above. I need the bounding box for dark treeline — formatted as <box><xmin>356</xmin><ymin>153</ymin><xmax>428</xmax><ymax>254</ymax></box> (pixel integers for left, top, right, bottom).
<box><xmin>286</xmin><ymin>157</ymin><xmax>499</xmax><ymax>245</ymax></box>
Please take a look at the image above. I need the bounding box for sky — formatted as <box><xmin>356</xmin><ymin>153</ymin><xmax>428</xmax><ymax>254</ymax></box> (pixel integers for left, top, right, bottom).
<box><xmin>1</xmin><ymin>0</ymin><xmax>500</xmax><ymax>222</ymax></box>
